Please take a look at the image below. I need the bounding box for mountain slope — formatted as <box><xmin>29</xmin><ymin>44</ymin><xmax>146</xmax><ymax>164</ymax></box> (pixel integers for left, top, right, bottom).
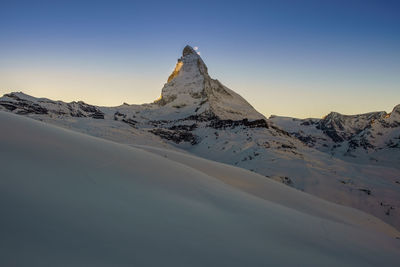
<box><xmin>1</xmin><ymin>111</ymin><xmax>400</xmax><ymax>266</ymax></box>
<box><xmin>270</xmin><ymin>105</ymin><xmax>400</xmax><ymax>167</ymax></box>
<box><xmin>154</xmin><ymin>45</ymin><xmax>265</xmax><ymax>121</ymax></box>
<box><xmin>1</xmin><ymin>46</ymin><xmax>399</xmax><ymax>231</ymax></box>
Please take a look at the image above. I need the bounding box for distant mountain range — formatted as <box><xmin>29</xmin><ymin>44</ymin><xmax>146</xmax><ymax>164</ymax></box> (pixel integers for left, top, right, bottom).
<box><xmin>271</xmin><ymin>105</ymin><xmax>400</xmax><ymax>166</ymax></box>
<box><xmin>1</xmin><ymin>45</ymin><xmax>399</xmax><ymax>230</ymax></box>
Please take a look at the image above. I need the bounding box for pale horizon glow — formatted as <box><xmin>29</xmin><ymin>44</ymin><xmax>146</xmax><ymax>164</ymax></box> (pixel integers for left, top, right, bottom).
<box><xmin>0</xmin><ymin>0</ymin><xmax>399</xmax><ymax>119</ymax></box>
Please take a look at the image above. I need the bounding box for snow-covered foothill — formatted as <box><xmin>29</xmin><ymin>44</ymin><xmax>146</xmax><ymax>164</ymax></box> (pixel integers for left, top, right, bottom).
<box><xmin>1</xmin><ymin>111</ymin><xmax>400</xmax><ymax>266</ymax></box>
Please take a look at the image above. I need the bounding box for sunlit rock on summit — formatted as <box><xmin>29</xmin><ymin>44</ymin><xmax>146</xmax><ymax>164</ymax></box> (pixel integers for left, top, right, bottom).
<box><xmin>155</xmin><ymin>45</ymin><xmax>265</xmax><ymax>121</ymax></box>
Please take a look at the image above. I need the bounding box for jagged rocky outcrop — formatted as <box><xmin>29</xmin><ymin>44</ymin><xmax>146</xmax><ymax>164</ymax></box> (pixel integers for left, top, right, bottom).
<box><xmin>270</xmin><ymin>106</ymin><xmax>400</xmax><ymax>165</ymax></box>
<box><xmin>0</xmin><ymin>92</ymin><xmax>104</xmax><ymax>119</ymax></box>
<box><xmin>0</xmin><ymin>93</ymin><xmax>49</xmax><ymax>115</ymax></box>
<box><xmin>149</xmin><ymin>128</ymin><xmax>198</xmax><ymax>145</ymax></box>
<box><xmin>154</xmin><ymin>45</ymin><xmax>265</xmax><ymax>121</ymax></box>
<box><xmin>316</xmin><ymin>111</ymin><xmax>385</xmax><ymax>142</ymax></box>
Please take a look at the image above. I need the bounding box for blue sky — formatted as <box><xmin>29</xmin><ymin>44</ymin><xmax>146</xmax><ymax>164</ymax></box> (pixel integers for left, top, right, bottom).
<box><xmin>1</xmin><ymin>0</ymin><xmax>399</xmax><ymax>118</ymax></box>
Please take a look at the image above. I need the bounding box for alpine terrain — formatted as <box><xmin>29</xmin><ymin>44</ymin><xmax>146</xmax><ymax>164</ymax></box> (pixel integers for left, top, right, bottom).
<box><xmin>1</xmin><ymin>45</ymin><xmax>400</xmax><ymax>234</ymax></box>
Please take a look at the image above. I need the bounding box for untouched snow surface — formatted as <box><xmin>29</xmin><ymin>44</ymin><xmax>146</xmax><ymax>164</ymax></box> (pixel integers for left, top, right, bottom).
<box><xmin>1</xmin><ymin>111</ymin><xmax>400</xmax><ymax>266</ymax></box>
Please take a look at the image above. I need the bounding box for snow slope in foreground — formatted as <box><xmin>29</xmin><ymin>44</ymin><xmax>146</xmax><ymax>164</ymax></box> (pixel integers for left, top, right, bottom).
<box><xmin>0</xmin><ymin>111</ymin><xmax>399</xmax><ymax>266</ymax></box>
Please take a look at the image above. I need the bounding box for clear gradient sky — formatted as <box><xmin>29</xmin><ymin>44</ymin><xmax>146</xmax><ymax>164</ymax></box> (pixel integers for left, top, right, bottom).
<box><xmin>1</xmin><ymin>0</ymin><xmax>399</xmax><ymax>118</ymax></box>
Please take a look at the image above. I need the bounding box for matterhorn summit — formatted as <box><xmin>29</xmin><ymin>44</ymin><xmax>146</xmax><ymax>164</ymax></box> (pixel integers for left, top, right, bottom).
<box><xmin>155</xmin><ymin>45</ymin><xmax>265</xmax><ymax>121</ymax></box>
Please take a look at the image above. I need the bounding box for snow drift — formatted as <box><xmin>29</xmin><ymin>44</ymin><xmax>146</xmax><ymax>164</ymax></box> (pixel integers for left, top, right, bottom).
<box><xmin>0</xmin><ymin>111</ymin><xmax>399</xmax><ymax>266</ymax></box>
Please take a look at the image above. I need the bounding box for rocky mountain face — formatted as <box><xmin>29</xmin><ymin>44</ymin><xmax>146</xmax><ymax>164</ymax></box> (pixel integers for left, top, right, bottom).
<box><xmin>0</xmin><ymin>92</ymin><xmax>105</xmax><ymax>119</ymax></box>
<box><xmin>1</xmin><ymin>45</ymin><xmax>400</xmax><ymax>231</ymax></box>
<box><xmin>270</xmin><ymin>105</ymin><xmax>400</xmax><ymax>167</ymax></box>
<box><xmin>154</xmin><ymin>45</ymin><xmax>265</xmax><ymax>121</ymax></box>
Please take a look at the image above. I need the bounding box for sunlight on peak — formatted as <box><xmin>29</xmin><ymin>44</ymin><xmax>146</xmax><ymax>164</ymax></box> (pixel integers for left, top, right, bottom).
<box><xmin>167</xmin><ymin>61</ymin><xmax>184</xmax><ymax>83</ymax></box>
<box><xmin>155</xmin><ymin>94</ymin><xmax>163</xmax><ymax>102</ymax></box>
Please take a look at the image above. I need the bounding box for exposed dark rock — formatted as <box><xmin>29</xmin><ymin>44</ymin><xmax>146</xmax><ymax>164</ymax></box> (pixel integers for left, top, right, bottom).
<box><xmin>122</xmin><ymin>118</ymin><xmax>138</xmax><ymax>128</ymax></box>
<box><xmin>270</xmin><ymin>125</ymin><xmax>290</xmax><ymax>136</ymax></box>
<box><xmin>387</xmin><ymin>140</ymin><xmax>400</xmax><ymax>148</ymax></box>
<box><xmin>339</xmin><ymin>179</ymin><xmax>353</xmax><ymax>185</ymax></box>
<box><xmin>77</xmin><ymin>102</ymin><xmax>98</xmax><ymax>113</ymax></box>
<box><xmin>209</xmin><ymin>118</ymin><xmax>269</xmax><ymax>129</ymax></box>
<box><xmin>114</xmin><ymin>111</ymin><xmax>127</xmax><ymax>120</ymax></box>
<box><xmin>292</xmin><ymin>134</ymin><xmax>316</xmax><ymax>146</ymax></box>
<box><xmin>149</xmin><ymin>129</ymin><xmax>198</xmax><ymax>145</ymax></box>
<box><xmin>280</xmin><ymin>143</ymin><xmax>296</xmax><ymax>149</ymax></box>
<box><xmin>348</xmin><ymin>139</ymin><xmax>374</xmax><ymax>151</ymax></box>
<box><xmin>318</xmin><ymin>127</ymin><xmax>345</xmax><ymax>143</ymax></box>
<box><xmin>0</xmin><ymin>100</ymin><xmax>48</xmax><ymax>115</ymax></box>
<box><xmin>1</xmin><ymin>93</ymin><xmax>49</xmax><ymax>115</ymax></box>
<box><xmin>315</xmin><ymin>111</ymin><xmax>386</xmax><ymax>143</ymax></box>
<box><xmin>300</xmin><ymin>119</ymin><xmax>317</xmax><ymax>126</ymax></box>
<box><xmin>76</xmin><ymin>102</ymin><xmax>104</xmax><ymax>119</ymax></box>
<box><xmin>358</xmin><ymin>188</ymin><xmax>371</xmax><ymax>195</ymax></box>
<box><xmin>272</xmin><ymin>176</ymin><xmax>293</xmax><ymax>186</ymax></box>
<box><xmin>183</xmin><ymin>45</ymin><xmax>197</xmax><ymax>56</ymax></box>
<box><xmin>262</xmin><ymin>142</ymin><xmax>271</xmax><ymax>149</ymax></box>
<box><xmin>380</xmin><ymin>202</ymin><xmax>395</xmax><ymax>216</ymax></box>
<box><xmin>64</xmin><ymin>102</ymin><xmax>104</xmax><ymax>119</ymax></box>
<box><xmin>172</xmin><ymin>104</ymin><xmax>187</xmax><ymax>109</ymax></box>
<box><xmin>0</xmin><ymin>102</ymin><xmax>17</xmax><ymax>111</ymax></box>
<box><xmin>90</xmin><ymin>112</ymin><xmax>105</xmax><ymax>119</ymax></box>
<box><xmin>69</xmin><ymin>109</ymin><xmax>85</xmax><ymax>117</ymax></box>
<box><xmin>281</xmin><ymin>176</ymin><xmax>293</xmax><ymax>186</ymax></box>
<box><xmin>169</xmin><ymin>124</ymin><xmax>197</xmax><ymax>131</ymax></box>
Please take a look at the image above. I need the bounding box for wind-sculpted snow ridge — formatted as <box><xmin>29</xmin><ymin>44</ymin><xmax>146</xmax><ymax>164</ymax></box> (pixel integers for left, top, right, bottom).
<box><xmin>1</xmin><ymin>111</ymin><xmax>400</xmax><ymax>266</ymax></box>
<box><xmin>1</xmin><ymin>45</ymin><xmax>400</xmax><ymax>232</ymax></box>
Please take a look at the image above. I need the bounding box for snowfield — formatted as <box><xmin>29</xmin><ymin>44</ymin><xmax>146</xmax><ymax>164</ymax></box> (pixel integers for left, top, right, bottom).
<box><xmin>1</xmin><ymin>111</ymin><xmax>400</xmax><ymax>266</ymax></box>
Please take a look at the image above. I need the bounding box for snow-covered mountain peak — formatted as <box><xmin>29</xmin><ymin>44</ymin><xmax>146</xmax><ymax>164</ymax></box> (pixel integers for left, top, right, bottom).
<box><xmin>155</xmin><ymin>45</ymin><xmax>264</xmax><ymax>120</ymax></box>
<box><xmin>182</xmin><ymin>45</ymin><xmax>197</xmax><ymax>56</ymax></box>
<box><xmin>317</xmin><ymin>110</ymin><xmax>386</xmax><ymax>142</ymax></box>
<box><xmin>388</xmin><ymin>104</ymin><xmax>400</xmax><ymax>121</ymax></box>
<box><xmin>167</xmin><ymin>45</ymin><xmax>208</xmax><ymax>83</ymax></box>
<box><xmin>156</xmin><ymin>45</ymin><xmax>208</xmax><ymax>107</ymax></box>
